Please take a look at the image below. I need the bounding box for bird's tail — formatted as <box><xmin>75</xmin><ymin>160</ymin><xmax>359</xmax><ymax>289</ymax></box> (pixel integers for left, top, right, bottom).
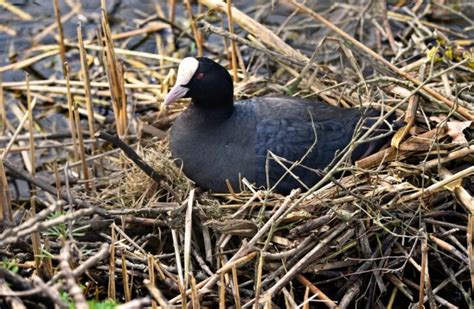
<box><xmin>351</xmin><ymin>109</ymin><xmax>399</xmax><ymax>161</ymax></box>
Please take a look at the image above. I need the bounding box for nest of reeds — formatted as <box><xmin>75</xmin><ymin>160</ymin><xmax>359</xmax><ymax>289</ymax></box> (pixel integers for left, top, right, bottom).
<box><xmin>1</xmin><ymin>0</ymin><xmax>473</xmax><ymax>308</ymax></box>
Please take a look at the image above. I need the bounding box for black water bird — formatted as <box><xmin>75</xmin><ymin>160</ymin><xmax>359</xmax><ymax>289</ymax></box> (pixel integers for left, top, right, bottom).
<box><xmin>164</xmin><ymin>57</ymin><xmax>394</xmax><ymax>194</ymax></box>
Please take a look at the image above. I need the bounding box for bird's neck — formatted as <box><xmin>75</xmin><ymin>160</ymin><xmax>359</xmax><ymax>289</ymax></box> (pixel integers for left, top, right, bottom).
<box><xmin>192</xmin><ymin>96</ymin><xmax>235</xmax><ymax>121</ymax></box>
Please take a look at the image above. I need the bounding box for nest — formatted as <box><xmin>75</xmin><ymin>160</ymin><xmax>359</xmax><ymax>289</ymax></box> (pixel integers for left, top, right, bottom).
<box><xmin>0</xmin><ymin>0</ymin><xmax>473</xmax><ymax>308</ymax></box>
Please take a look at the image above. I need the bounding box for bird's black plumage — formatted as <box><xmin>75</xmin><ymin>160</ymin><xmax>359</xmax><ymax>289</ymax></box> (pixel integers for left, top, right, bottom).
<box><xmin>166</xmin><ymin>57</ymin><xmax>393</xmax><ymax>194</ymax></box>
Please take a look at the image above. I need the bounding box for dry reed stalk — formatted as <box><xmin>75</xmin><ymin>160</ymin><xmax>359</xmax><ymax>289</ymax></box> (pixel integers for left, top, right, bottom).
<box><xmin>26</xmin><ymin>76</ymin><xmax>41</xmax><ymax>272</ymax></box>
<box><xmin>288</xmin><ymin>0</ymin><xmax>473</xmax><ymax>121</ymax></box>
<box><xmin>144</xmin><ymin>279</ymin><xmax>170</xmax><ymax>308</ymax></box>
<box><xmin>226</xmin><ymin>0</ymin><xmax>238</xmax><ymax>82</ymax></box>
<box><xmin>108</xmin><ymin>226</ymin><xmax>116</xmax><ymax>301</ymax></box>
<box><xmin>429</xmin><ymin>234</ymin><xmax>468</xmax><ymax>263</ymax></box>
<box><xmin>171</xmin><ymin>228</ymin><xmax>184</xmax><ymax>287</ymax></box>
<box><xmin>4</xmin><ymin>83</ymin><xmax>157</xmax><ymax>104</ymax></box>
<box><xmin>111</xmin><ymin>23</ymin><xmax>169</xmax><ymax>41</ymax></box>
<box><xmin>53</xmin><ymin>161</ymin><xmax>61</xmax><ymax>206</ymax></box>
<box><xmin>468</xmin><ymin>215</ymin><xmax>474</xmax><ymax>294</ymax></box>
<box><xmin>4</xmin><ymin>138</ymin><xmax>98</xmax><ymax>154</ymax></box>
<box><xmin>100</xmin><ymin>0</ymin><xmax>126</xmax><ymax>136</ymax></box>
<box><xmin>79</xmin><ymin>44</ymin><xmax>180</xmax><ymax>63</ymax></box>
<box><xmin>262</xmin><ymin>223</ymin><xmax>346</xmax><ymax>299</ymax></box>
<box><xmin>117</xmin><ymin>63</ymin><xmax>128</xmax><ymax>136</ymax></box>
<box><xmin>356</xmin><ymin>126</ymin><xmax>447</xmax><ymax>169</ymax></box>
<box><xmin>147</xmin><ymin>255</ymin><xmax>157</xmax><ymax>309</ymax></box>
<box><xmin>393</xmin><ymin>64</ymin><xmax>426</xmax><ymax>148</ymax></box>
<box><xmin>386</xmin><ymin>287</ymin><xmax>398</xmax><ymax>309</ymax></box>
<box><xmin>184</xmin><ymin>0</ymin><xmax>203</xmax><ymax>56</ymax></box>
<box><xmin>172</xmin><ymin>191</ymin><xmax>300</xmax><ymax>303</ymax></box>
<box><xmin>168</xmin><ymin>0</ymin><xmax>176</xmax><ymax>24</ymax></box>
<box><xmin>25</xmin><ymin>77</ymin><xmax>34</xmax><ymax>169</ymax></box>
<box><xmin>287</xmin><ymin>41</ymin><xmax>323</xmax><ymax>91</ymax></box>
<box><xmin>254</xmin><ymin>252</ymin><xmax>264</xmax><ymax>307</ymax></box>
<box><xmin>121</xmin><ymin>253</ymin><xmax>131</xmax><ymax>302</ymax></box>
<box><xmin>1</xmin><ymin>75</ymin><xmax>161</xmax><ymax>91</ymax></box>
<box><xmin>184</xmin><ymin>189</ymin><xmax>195</xmax><ymax>290</ymax></box>
<box><xmin>0</xmin><ymin>25</ymin><xmax>15</xmax><ymax>36</ymax></box>
<box><xmin>42</xmin><ymin>237</ymin><xmax>53</xmax><ymax>278</ymax></box>
<box><xmin>279</xmin><ymin>63</ymin><xmax>338</xmax><ymax>106</ymax></box>
<box><xmin>0</xmin><ymin>0</ymin><xmax>32</xmax><ymax>20</ymax></box>
<box><xmin>231</xmin><ymin>265</ymin><xmax>241</xmax><ymax>309</ymax></box>
<box><xmin>302</xmin><ymin>287</ymin><xmax>310</xmax><ymax>309</ymax></box>
<box><xmin>387</xmin><ymin>11</ymin><xmax>459</xmax><ymax>36</ymax></box>
<box><xmin>34</xmin><ymin>3</ymin><xmax>81</xmax><ymax>44</ymax></box>
<box><xmin>190</xmin><ymin>274</ymin><xmax>200</xmax><ymax>309</ymax></box>
<box><xmin>296</xmin><ymin>274</ymin><xmax>337</xmax><ymax>308</ymax></box>
<box><xmin>0</xmin><ymin>49</ymin><xmax>59</xmax><ymax>73</ymax></box>
<box><xmin>200</xmin><ymin>0</ymin><xmax>306</xmax><ymax>62</ymax></box>
<box><xmin>52</xmin><ymin>0</ymin><xmax>67</xmax><ymax>77</ymax></box>
<box><xmin>169</xmin><ymin>251</ymin><xmax>257</xmax><ymax>304</ymax></box>
<box><xmin>153</xmin><ymin>23</ymin><xmax>165</xmax><ymax>73</ymax></box>
<box><xmin>400</xmin><ymin>166</ymin><xmax>474</xmax><ymax>204</ymax></box>
<box><xmin>219</xmin><ymin>271</ymin><xmax>225</xmax><ymax>309</ymax></box>
<box><xmin>1</xmin><ymin>97</ymin><xmax>37</xmax><ymax>160</ymax></box>
<box><xmin>439</xmin><ymin>167</ymin><xmax>474</xmax><ymax>214</ymax></box>
<box><xmin>0</xmin><ymin>159</ymin><xmax>12</xmax><ymax>223</ymax></box>
<box><xmin>171</xmin><ymin>194</ymin><xmax>300</xmax><ymax>305</ymax></box>
<box><xmin>219</xmin><ymin>14</ymin><xmax>231</xmax><ymax>63</ymax></box>
<box><xmin>0</xmin><ymin>73</ymin><xmax>5</xmax><ymax>135</ymax></box>
<box><xmin>418</xmin><ymin>234</ymin><xmax>428</xmax><ymax>308</ymax></box>
<box><xmin>77</xmin><ymin>23</ymin><xmax>97</xmax><ymax>151</ymax></box>
<box><xmin>73</xmin><ymin>95</ymin><xmax>90</xmax><ymax>190</ymax></box>
<box><xmin>65</xmin><ymin>63</ymin><xmax>79</xmax><ymax>163</ymax></box>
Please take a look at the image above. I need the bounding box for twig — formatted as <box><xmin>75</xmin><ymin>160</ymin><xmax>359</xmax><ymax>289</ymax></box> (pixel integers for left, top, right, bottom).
<box><xmin>59</xmin><ymin>243</ymin><xmax>88</xmax><ymax>309</ymax></box>
<box><xmin>3</xmin><ymin>159</ymin><xmax>106</xmax><ymax>216</ymax></box>
<box><xmin>95</xmin><ymin>131</ymin><xmax>163</xmax><ymax>184</ymax></box>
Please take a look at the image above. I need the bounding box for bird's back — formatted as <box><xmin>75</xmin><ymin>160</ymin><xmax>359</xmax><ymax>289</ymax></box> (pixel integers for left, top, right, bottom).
<box><xmin>254</xmin><ymin>96</ymin><xmax>392</xmax><ymax>193</ymax></box>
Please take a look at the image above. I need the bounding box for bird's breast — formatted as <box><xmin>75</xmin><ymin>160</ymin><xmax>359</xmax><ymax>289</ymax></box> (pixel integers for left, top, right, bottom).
<box><xmin>169</xmin><ymin>106</ymin><xmax>257</xmax><ymax>192</ymax></box>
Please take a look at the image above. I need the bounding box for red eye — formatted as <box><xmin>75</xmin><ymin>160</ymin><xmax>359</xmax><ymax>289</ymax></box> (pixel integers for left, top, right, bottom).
<box><xmin>196</xmin><ymin>72</ymin><xmax>204</xmax><ymax>80</ymax></box>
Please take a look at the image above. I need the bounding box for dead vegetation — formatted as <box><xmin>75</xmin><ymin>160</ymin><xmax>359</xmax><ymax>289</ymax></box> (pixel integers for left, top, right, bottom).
<box><xmin>0</xmin><ymin>0</ymin><xmax>473</xmax><ymax>308</ymax></box>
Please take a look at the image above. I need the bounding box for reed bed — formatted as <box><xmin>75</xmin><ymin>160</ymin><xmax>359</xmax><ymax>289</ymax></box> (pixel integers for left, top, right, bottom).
<box><xmin>0</xmin><ymin>0</ymin><xmax>473</xmax><ymax>308</ymax></box>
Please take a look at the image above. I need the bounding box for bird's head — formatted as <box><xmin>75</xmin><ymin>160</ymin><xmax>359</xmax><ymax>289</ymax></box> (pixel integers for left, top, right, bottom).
<box><xmin>164</xmin><ymin>57</ymin><xmax>234</xmax><ymax>109</ymax></box>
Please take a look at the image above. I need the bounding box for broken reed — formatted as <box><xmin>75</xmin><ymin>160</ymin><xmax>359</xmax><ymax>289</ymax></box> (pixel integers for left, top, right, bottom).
<box><xmin>184</xmin><ymin>0</ymin><xmax>203</xmax><ymax>57</ymax></box>
<box><xmin>100</xmin><ymin>0</ymin><xmax>127</xmax><ymax>137</ymax></box>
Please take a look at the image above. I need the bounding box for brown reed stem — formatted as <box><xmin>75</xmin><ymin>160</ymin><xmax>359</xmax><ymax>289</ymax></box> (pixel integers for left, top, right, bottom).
<box><xmin>185</xmin><ymin>0</ymin><xmax>203</xmax><ymax>56</ymax></box>
<box><xmin>64</xmin><ymin>63</ymin><xmax>79</xmax><ymax>163</ymax></box>
<box><xmin>73</xmin><ymin>94</ymin><xmax>90</xmax><ymax>190</ymax></box>
<box><xmin>147</xmin><ymin>255</ymin><xmax>157</xmax><ymax>309</ymax></box>
<box><xmin>77</xmin><ymin>23</ymin><xmax>97</xmax><ymax>151</ymax></box>
<box><xmin>0</xmin><ymin>159</ymin><xmax>12</xmax><ymax>223</ymax></box>
<box><xmin>101</xmin><ymin>0</ymin><xmax>126</xmax><ymax>136</ymax></box>
<box><xmin>108</xmin><ymin>225</ymin><xmax>116</xmax><ymax>301</ymax></box>
<box><xmin>168</xmin><ymin>0</ymin><xmax>176</xmax><ymax>24</ymax></box>
<box><xmin>52</xmin><ymin>0</ymin><xmax>67</xmax><ymax>77</ymax></box>
<box><xmin>26</xmin><ymin>75</ymin><xmax>41</xmax><ymax>272</ymax></box>
<box><xmin>0</xmin><ymin>73</ymin><xmax>5</xmax><ymax>136</ymax></box>
<box><xmin>226</xmin><ymin>0</ymin><xmax>238</xmax><ymax>82</ymax></box>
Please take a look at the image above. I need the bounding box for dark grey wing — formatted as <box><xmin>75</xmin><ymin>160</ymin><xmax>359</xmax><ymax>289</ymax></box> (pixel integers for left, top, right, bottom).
<box><xmin>254</xmin><ymin>97</ymin><xmax>367</xmax><ymax>193</ymax></box>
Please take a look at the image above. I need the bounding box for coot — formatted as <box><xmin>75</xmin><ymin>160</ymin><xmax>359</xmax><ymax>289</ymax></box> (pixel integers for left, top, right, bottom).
<box><xmin>164</xmin><ymin>57</ymin><xmax>393</xmax><ymax>193</ymax></box>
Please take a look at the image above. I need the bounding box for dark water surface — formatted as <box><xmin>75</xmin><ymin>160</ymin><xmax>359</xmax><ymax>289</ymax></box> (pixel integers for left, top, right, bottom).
<box><xmin>0</xmin><ymin>0</ymin><xmax>346</xmax><ymax>81</ymax></box>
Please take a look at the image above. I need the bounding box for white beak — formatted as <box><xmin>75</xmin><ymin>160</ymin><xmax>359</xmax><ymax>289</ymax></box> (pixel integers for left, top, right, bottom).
<box><xmin>164</xmin><ymin>84</ymin><xmax>189</xmax><ymax>107</ymax></box>
<box><xmin>164</xmin><ymin>57</ymin><xmax>199</xmax><ymax>107</ymax></box>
